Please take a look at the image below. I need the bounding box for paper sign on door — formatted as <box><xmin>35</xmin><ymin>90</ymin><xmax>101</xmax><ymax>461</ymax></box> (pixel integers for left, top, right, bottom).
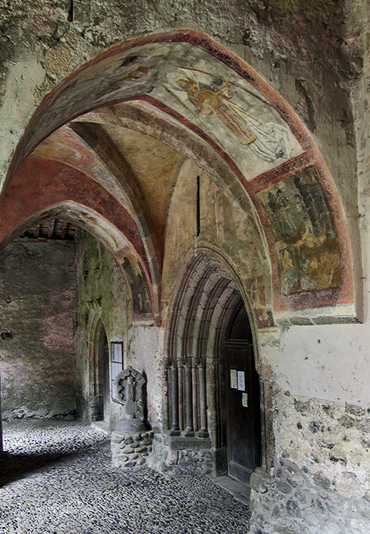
<box><xmin>242</xmin><ymin>393</ymin><xmax>248</xmax><ymax>407</ymax></box>
<box><xmin>237</xmin><ymin>371</ymin><xmax>245</xmax><ymax>391</ymax></box>
<box><xmin>230</xmin><ymin>369</ymin><xmax>238</xmax><ymax>389</ymax></box>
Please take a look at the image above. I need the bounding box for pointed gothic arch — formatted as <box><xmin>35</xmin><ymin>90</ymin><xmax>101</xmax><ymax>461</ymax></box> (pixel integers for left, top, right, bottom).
<box><xmin>88</xmin><ymin>316</ymin><xmax>109</xmax><ymax>422</ymax></box>
<box><xmin>1</xmin><ymin>29</ymin><xmax>356</xmax><ymax>325</ymax></box>
<box><xmin>164</xmin><ymin>250</ymin><xmax>268</xmax><ymax>483</ymax></box>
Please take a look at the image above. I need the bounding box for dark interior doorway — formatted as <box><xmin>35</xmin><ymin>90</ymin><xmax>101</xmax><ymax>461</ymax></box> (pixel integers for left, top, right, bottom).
<box><xmin>224</xmin><ymin>303</ymin><xmax>262</xmax><ymax>485</ymax></box>
<box><xmin>90</xmin><ymin>321</ymin><xmax>110</xmax><ymax>423</ymax></box>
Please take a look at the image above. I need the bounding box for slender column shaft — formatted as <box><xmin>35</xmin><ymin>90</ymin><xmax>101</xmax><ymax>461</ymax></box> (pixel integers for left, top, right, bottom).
<box><xmin>192</xmin><ymin>364</ymin><xmax>198</xmax><ymax>431</ymax></box>
<box><xmin>170</xmin><ymin>366</ymin><xmax>180</xmax><ymax>433</ymax></box>
<box><xmin>178</xmin><ymin>365</ymin><xmax>184</xmax><ymax>431</ymax></box>
<box><xmin>185</xmin><ymin>364</ymin><xmax>194</xmax><ymax>433</ymax></box>
<box><xmin>199</xmin><ymin>364</ymin><xmax>207</xmax><ymax>432</ymax></box>
<box><xmin>164</xmin><ymin>364</ymin><xmax>170</xmax><ymax>430</ymax></box>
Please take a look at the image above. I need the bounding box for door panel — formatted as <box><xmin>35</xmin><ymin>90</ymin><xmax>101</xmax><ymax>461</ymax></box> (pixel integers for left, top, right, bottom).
<box><xmin>225</xmin><ymin>341</ymin><xmax>261</xmax><ymax>484</ymax></box>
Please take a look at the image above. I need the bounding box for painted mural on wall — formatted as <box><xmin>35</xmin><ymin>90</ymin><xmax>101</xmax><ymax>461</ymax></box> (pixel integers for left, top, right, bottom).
<box><xmin>18</xmin><ymin>40</ymin><xmax>302</xmax><ymax>183</ymax></box>
<box><xmin>11</xmin><ymin>31</ymin><xmax>351</xmax><ymax>314</ymax></box>
<box><xmin>258</xmin><ymin>166</ymin><xmax>341</xmax><ymax>295</ymax></box>
<box><xmin>121</xmin><ymin>253</ymin><xmax>152</xmax><ymax>314</ymax></box>
<box><xmin>245</xmin><ymin>275</ymin><xmax>272</xmax><ymax>328</ymax></box>
<box><xmin>163</xmin><ymin>67</ymin><xmax>298</xmax><ymax>174</ymax></box>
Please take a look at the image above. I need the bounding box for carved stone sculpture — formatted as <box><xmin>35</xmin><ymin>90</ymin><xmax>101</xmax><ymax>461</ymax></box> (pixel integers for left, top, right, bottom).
<box><xmin>111</xmin><ymin>366</ymin><xmax>153</xmax><ymax>468</ymax></box>
<box><xmin>115</xmin><ymin>366</ymin><xmax>145</xmax><ymax>421</ymax></box>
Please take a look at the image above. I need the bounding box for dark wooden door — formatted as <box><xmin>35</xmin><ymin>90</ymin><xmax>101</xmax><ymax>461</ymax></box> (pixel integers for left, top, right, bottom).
<box><xmin>225</xmin><ymin>340</ymin><xmax>261</xmax><ymax>484</ymax></box>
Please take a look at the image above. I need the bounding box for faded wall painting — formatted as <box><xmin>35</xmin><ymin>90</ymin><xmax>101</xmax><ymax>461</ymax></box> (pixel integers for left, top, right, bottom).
<box><xmin>18</xmin><ymin>38</ymin><xmax>303</xmax><ymax>183</ymax></box>
<box><xmin>258</xmin><ymin>167</ymin><xmax>341</xmax><ymax>295</ymax></box>
<box><xmin>163</xmin><ymin>61</ymin><xmax>302</xmax><ymax>179</ymax></box>
<box><xmin>121</xmin><ymin>253</ymin><xmax>152</xmax><ymax>314</ymax></box>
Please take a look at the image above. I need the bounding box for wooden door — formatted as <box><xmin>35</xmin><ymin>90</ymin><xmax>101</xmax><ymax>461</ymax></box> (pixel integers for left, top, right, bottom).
<box><xmin>225</xmin><ymin>340</ymin><xmax>261</xmax><ymax>484</ymax></box>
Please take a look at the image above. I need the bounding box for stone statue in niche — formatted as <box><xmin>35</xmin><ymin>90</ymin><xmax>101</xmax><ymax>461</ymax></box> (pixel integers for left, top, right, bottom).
<box><xmin>112</xmin><ymin>366</ymin><xmax>153</xmax><ymax>468</ymax></box>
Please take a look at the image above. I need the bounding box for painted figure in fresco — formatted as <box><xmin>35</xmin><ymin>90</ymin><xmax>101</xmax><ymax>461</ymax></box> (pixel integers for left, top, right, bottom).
<box><xmin>260</xmin><ymin>166</ymin><xmax>341</xmax><ymax>295</ymax></box>
<box><xmin>267</xmin><ymin>191</ymin><xmax>294</xmax><ymax>239</ymax></box>
<box><xmin>173</xmin><ymin>75</ymin><xmax>292</xmax><ymax>163</ymax></box>
<box><xmin>293</xmin><ymin>173</ymin><xmax>336</xmax><ymax>240</ymax></box>
<box><xmin>294</xmin><ymin>193</ymin><xmax>315</xmax><ymax>242</ymax></box>
<box><xmin>176</xmin><ymin>77</ymin><xmax>257</xmax><ymax>145</ymax></box>
<box><xmin>121</xmin><ymin>256</ymin><xmax>152</xmax><ymax>314</ymax></box>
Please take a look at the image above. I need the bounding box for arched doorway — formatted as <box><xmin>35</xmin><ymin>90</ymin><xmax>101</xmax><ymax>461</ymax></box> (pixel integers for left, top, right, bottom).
<box><xmin>90</xmin><ymin>319</ymin><xmax>110</xmax><ymax>423</ymax></box>
<box><xmin>165</xmin><ymin>252</ymin><xmax>264</xmax><ymax>484</ymax></box>
<box><xmin>224</xmin><ymin>302</ymin><xmax>262</xmax><ymax>484</ymax></box>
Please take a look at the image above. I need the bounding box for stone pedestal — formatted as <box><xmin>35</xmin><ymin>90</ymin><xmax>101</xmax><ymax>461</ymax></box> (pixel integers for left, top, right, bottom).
<box><xmin>111</xmin><ymin>367</ymin><xmax>153</xmax><ymax>468</ymax></box>
<box><xmin>111</xmin><ymin>426</ymin><xmax>154</xmax><ymax>468</ymax></box>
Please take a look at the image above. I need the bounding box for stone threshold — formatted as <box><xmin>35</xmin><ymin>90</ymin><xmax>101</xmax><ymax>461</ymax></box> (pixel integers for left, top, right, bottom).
<box><xmin>212</xmin><ymin>475</ymin><xmax>251</xmax><ymax>506</ymax></box>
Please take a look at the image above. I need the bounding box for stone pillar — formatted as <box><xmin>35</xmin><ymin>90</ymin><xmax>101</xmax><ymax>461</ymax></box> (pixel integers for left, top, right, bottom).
<box><xmin>207</xmin><ymin>358</ymin><xmax>219</xmax><ymax>447</ymax></box>
<box><xmin>170</xmin><ymin>365</ymin><xmax>180</xmax><ymax>435</ymax></box>
<box><xmin>178</xmin><ymin>363</ymin><xmax>184</xmax><ymax>430</ymax></box>
<box><xmin>198</xmin><ymin>363</ymin><xmax>209</xmax><ymax>438</ymax></box>
<box><xmin>163</xmin><ymin>361</ymin><xmax>170</xmax><ymax>430</ymax></box>
<box><xmin>185</xmin><ymin>363</ymin><xmax>194</xmax><ymax>436</ymax></box>
<box><xmin>192</xmin><ymin>359</ymin><xmax>199</xmax><ymax>431</ymax></box>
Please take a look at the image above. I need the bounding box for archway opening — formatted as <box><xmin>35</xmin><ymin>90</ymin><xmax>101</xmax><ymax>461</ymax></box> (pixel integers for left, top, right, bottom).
<box><xmin>223</xmin><ymin>301</ymin><xmax>262</xmax><ymax>484</ymax></box>
<box><xmin>89</xmin><ymin>320</ymin><xmax>109</xmax><ymax>423</ymax></box>
<box><xmin>165</xmin><ymin>252</ymin><xmax>264</xmax><ymax>484</ymax></box>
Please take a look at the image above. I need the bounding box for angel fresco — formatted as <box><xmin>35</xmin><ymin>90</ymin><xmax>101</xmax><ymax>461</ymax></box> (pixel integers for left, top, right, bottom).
<box><xmin>165</xmin><ymin>71</ymin><xmax>293</xmax><ymax>163</ymax></box>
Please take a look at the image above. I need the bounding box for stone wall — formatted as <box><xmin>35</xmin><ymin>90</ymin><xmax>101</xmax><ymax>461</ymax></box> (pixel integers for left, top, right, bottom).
<box><xmin>249</xmin><ymin>390</ymin><xmax>370</xmax><ymax>534</ymax></box>
<box><xmin>74</xmin><ymin>230</ymin><xmax>128</xmax><ymax>425</ymax></box>
<box><xmin>0</xmin><ymin>240</ymin><xmax>77</xmax><ymax>420</ymax></box>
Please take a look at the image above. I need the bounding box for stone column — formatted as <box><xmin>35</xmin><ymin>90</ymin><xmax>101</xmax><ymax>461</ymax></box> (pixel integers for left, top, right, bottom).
<box><xmin>192</xmin><ymin>361</ymin><xmax>198</xmax><ymax>431</ymax></box>
<box><xmin>198</xmin><ymin>363</ymin><xmax>209</xmax><ymax>438</ymax></box>
<box><xmin>178</xmin><ymin>363</ymin><xmax>184</xmax><ymax>431</ymax></box>
<box><xmin>185</xmin><ymin>363</ymin><xmax>194</xmax><ymax>436</ymax></box>
<box><xmin>207</xmin><ymin>358</ymin><xmax>219</xmax><ymax>447</ymax></box>
<box><xmin>163</xmin><ymin>360</ymin><xmax>170</xmax><ymax>430</ymax></box>
<box><xmin>170</xmin><ymin>365</ymin><xmax>180</xmax><ymax>435</ymax></box>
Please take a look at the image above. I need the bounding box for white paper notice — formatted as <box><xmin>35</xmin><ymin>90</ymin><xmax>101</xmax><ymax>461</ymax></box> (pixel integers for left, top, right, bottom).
<box><xmin>230</xmin><ymin>369</ymin><xmax>237</xmax><ymax>389</ymax></box>
<box><xmin>242</xmin><ymin>393</ymin><xmax>248</xmax><ymax>407</ymax></box>
<box><xmin>237</xmin><ymin>371</ymin><xmax>245</xmax><ymax>391</ymax></box>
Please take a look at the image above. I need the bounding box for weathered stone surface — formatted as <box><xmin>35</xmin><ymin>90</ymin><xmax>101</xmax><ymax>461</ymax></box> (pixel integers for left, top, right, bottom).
<box><xmin>249</xmin><ymin>390</ymin><xmax>370</xmax><ymax>533</ymax></box>
<box><xmin>0</xmin><ymin>240</ymin><xmax>77</xmax><ymax>420</ymax></box>
<box><xmin>112</xmin><ymin>430</ymin><xmax>154</xmax><ymax>468</ymax></box>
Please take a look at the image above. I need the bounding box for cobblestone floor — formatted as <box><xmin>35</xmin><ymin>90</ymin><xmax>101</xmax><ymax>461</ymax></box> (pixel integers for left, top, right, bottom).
<box><xmin>0</xmin><ymin>420</ymin><xmax>251</xmax><ymax>533</ymax></box>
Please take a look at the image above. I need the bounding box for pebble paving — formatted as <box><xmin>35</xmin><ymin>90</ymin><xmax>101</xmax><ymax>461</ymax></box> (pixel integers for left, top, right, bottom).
<box><xmin>0</xmin><ymin>420</ymin><xmax>251</xmax><ymax>533</ymax></box>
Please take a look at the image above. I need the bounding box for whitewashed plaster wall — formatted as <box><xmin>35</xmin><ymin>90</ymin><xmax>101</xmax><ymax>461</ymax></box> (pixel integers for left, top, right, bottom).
<box><xmin>260</xmin><ymin>322</ymin><xmax>370</xmax><ymax>406</ymax></box>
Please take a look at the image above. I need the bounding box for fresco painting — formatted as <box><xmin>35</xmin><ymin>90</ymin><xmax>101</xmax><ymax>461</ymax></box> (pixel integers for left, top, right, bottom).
<box><xmin>121</xmin><ymin>253</ymin><xmax>152</xmax><ymax>314</ymax></box>
<box><xmin>164</xmin><ymin>68</ymin><xmax>294</xmax><ymax>165</ymax></box>
<box><xmin>18</xmin><ymin>40</ymin><xmax>303</xmax><ymax>184</ymax></box>
<box><xmin>245</xmin><ymin>275</ymin><xmax>272</xmax><ymax>328</ymax></box>
<box><xmin>258</xmin><ymin>166</ymin><xmax>341</xmax><ymax>295</ymax></box>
